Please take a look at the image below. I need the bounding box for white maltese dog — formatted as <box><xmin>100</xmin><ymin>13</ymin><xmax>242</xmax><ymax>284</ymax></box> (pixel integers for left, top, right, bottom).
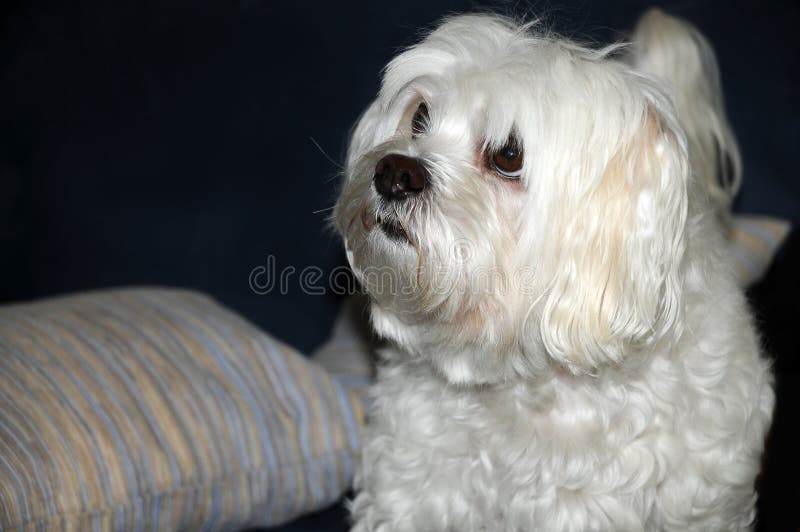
<box><xmin>334</xmin><ymin>9</ymin><xmax>773</xmax><ymax>531</ymax></box>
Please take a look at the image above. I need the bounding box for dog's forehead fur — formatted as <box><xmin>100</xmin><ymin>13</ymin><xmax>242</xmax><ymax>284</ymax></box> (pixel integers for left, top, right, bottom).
<box><xmin>379</xmin><ymin>22</ymin><xmax>552</xmax><ymax>153</ymax></box>
<box><xmin>372</xmin><ymin>15</ymin><xmax>673</xmax><ymax>174</ymax></box>
<box><xmin>380</xmin><ymin>15</ymin><xmax>549</xmax><ymax>100</ymax></box>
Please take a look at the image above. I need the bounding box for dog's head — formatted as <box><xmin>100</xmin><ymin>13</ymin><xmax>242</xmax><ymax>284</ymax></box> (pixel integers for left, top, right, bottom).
<box><xmin>334</xmin><ymin>15</ymin><xmax>689</xmax><ymax>384</ymax></box>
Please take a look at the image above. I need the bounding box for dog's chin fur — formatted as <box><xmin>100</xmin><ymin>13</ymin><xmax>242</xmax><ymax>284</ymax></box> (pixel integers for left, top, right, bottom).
<box><xmin>334</xmin><ymin>10</ymin><xmax>773</xmax><ymax>531</ymax></box>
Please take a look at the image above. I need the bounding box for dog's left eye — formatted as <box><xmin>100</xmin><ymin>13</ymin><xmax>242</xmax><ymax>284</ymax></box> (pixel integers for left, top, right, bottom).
<box><xmin>489</xmin><ymin>136</ymin><xmax>524</xmax><ymax>178</ymax></box>
<box><xmin>411</xmin><ymin>102</ymin><xmax>429</xmax><ymax>138</ymax></box>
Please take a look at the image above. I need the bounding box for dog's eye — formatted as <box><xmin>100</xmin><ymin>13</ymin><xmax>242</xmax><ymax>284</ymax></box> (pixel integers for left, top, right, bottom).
<box><xmin>411</xmin><ymin>102</ymin><xmax>429</xmax><ymax>138</ymax></box>
<box><xmin>490</xmin><ymin>136</ymin><xmax>524</xmax><ymax>178</ymax></box>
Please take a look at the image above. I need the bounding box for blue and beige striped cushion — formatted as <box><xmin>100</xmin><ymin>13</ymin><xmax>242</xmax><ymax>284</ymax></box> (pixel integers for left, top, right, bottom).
<box><xmin>0</xmin><ymin>288</ymin><xmax>363</xmax><ymax>531</ymax></box>
<box><xmin>729</xmin><ymin>215</ymin><xmax>791</xmax><ymax>286</ymax></box>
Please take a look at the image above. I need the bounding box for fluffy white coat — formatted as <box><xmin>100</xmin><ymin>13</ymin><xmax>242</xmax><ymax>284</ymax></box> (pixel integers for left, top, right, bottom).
<box><xmin>334</xmin><ymin>10</ymin><xmax>773</xmax><ymax>531</ymax></box>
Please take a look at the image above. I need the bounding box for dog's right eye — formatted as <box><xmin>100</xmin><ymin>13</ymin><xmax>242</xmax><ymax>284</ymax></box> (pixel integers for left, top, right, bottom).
<box><xmin>411</xmin><ymin>102</ymin><xmax>429</xmax><ymax>138</ymax></box>
<box><xmin>489</xmin><ymin>135</ymin><xmax>524</xmax><ymax>179</ymax></box>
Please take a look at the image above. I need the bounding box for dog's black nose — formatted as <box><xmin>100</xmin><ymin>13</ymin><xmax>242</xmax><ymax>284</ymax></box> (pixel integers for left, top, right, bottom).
<box><xmin>373</xmin><ymin>154</ymin><xmax>428</xmax><ymax>201</ymax></box>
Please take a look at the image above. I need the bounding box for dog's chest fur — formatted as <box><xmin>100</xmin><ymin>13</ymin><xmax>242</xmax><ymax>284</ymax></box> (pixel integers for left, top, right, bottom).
<box><xmin>354</xmin><ymin>323</ymin><xmax>771</xmax><ymax>532</ymax></box>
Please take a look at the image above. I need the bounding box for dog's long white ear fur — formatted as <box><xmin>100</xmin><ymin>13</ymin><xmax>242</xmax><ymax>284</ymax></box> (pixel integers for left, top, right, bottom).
<box><xmin>540</xmin><ymin>104</ymin><xmax>688</xmax><ymax>373</ymax></box>
<box><xmin>627</xmin><ymin>8</ymin><xmax>741</xmax><ymax>219</ymax></box>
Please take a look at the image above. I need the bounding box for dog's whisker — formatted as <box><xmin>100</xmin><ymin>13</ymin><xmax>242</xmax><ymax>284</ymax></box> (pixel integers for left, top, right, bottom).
<box><xmin>309</xmin><ymin>136</ymin><xmax>344</xmax><ymax>171</ymax></box>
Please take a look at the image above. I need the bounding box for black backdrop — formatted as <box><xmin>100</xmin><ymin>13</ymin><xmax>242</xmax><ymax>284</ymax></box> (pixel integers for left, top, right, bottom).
<box><xmin>1</xmin><ymin>2</ymin><xmax>798</xmax><ymax>529</ymax></box>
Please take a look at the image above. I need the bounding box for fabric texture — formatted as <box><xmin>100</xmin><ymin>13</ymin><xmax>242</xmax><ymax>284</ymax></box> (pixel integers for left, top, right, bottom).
<box><xmin>311</xmin><ymin>295</ymin><xmax>374</xmax><ymax>400</ymax></box>
<box><xmin>0</xmin><ymin>288</ymin><xmax>363</xmax><ymax>531</ymax></box>
<box><xmin>730</xmin><ymin>215</ymin><xmax>791</xmax><ymax>286</ymax></box>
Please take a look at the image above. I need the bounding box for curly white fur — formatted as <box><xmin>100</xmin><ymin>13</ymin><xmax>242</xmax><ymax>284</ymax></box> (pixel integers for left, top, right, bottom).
<box><xmin>334</xmin><ymin>10</ymin><xmax>773</xmax><ymax>531</ymax></box>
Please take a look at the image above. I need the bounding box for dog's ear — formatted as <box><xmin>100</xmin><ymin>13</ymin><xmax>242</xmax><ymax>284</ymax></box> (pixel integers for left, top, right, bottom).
<box><xmin>628</xmin><ymin>8</ymin><xmax>741</xmax><ymax>218</ymax></box>
<box><xmin>539</xmin><ymin>104</ymin><xmax>688</xmax><ymax>373</ymax></box>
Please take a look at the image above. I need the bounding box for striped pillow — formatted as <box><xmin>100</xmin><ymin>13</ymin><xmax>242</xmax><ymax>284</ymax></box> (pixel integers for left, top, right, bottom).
<box><xmin>730</xmin><ymin>216</ymin><xmax>791</xmax><ymax>286</ymax></box>
<box><xmin>0</xmin><ymin>288</ymin><xmax>363</xmax><ymax>531</ymax></box>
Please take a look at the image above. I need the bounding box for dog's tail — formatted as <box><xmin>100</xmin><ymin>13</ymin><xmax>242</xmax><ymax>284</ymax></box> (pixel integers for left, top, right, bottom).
<box><xmin>627</xmin><ymin>8</ymin><xmax>741</xmax><ymax>218</ymax></box>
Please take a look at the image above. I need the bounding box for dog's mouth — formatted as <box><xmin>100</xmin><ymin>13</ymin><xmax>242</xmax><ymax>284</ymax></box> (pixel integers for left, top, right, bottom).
<box><xmin>378</xmin><ymin>213</ymin><xmax>412</xmax><ymax>244</ymax></box>
<box><xmin>357</xmin><ymin>206</ymin><xmax>414</xmax><ymax>245</ymax></box>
